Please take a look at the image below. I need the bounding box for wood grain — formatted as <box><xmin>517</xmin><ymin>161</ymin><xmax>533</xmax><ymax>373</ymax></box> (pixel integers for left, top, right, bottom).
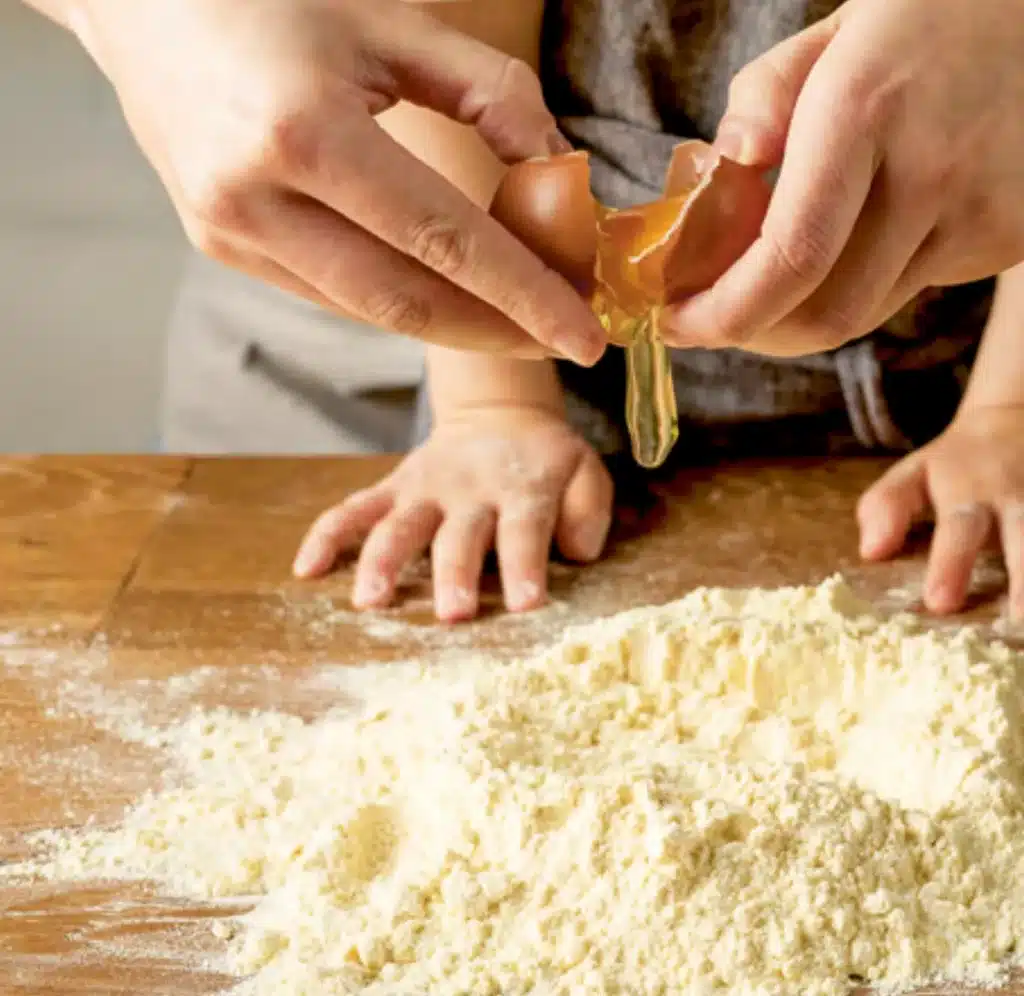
<box><xmin>0</xmin><ymin>455</ymin><xmax>1017</xmax><ymax>994</ymax></box>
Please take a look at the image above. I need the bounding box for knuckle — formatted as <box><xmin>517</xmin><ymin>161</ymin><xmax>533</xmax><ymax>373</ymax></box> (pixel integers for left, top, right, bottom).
<box><xmin>365</xmin><ymin>530</ymin><xmax>404</xmax><ymax>570</ymax></box>
<box><xmin>860</xmin><ymin>478</ymin><xmax>900</xmax><ymax>516</ymax></box>
<box><xmin>263</xmin><ymin>106</ymin><xmax>323</xmax><ymax>177</ymax></box>
<box><xmin>808</xmin><ymin>304</ymin><xmax>860</xmax><ymax>350</ymax></box>
<box><xmin>474</xmin><ymin>56</ymin><xmax>554</xmax><ymax>162</ymax></box>
<box><xmin>447</xmin><ymin>505</ymin><xmax>493</xmax><ymax>533</ymax></box>
<box><xmin>905</xmin><ymin>156</ymin><xmax>957</xmax><ymax>202</ymax></box>
<box><xmin>340</xmin><ymin>487</ymin><xmax>379</xmax><ymax>516</ymax></box>
<box><xmin>183</xmin><ymin>178</ymin><xmax>254</xmax><ymax>238</ymax></box>
<box><xmin>432</xmin><ymin>532</ymin><xmax>468</xmax><ymax>572</ymax></box>
<box><xmin>360</xmin><ymin>289</ymin><xmax>433</xmax><ymax>336</ymax></box>
<box><xmin>503</xmin><ymin>495</ymin><xmax>558</xmax><ymax>527</ymax></box>
<box><xmin>407</xmin><ymin>216</ymin><xmax>470</xmax><ymax>278</ymax></box>
<box><xmin>702</xmin><ymin>303</ymin><xmax>753</xmax><ymax>346</ymax></box>
<box><xmin>842</xmin><ymin>71</ymin><xmax>906</xmax><ymax>137</ymax></box>
<box><xmin>996</xmin><ymin>471</ymin><xmax>1024</xmax><ymax>502</ymax></box>
<box><xmin>767</xmin><ymin>216</ymin><xmax>835</xmax><ymax>286</ymax></box>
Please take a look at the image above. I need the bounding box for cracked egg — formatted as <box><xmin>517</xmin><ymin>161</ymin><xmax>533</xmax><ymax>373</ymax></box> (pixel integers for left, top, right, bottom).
<box><xmin>490</xmin><ymin>139</ymin><xmax>769</xmax><ymax>346</ymax></box>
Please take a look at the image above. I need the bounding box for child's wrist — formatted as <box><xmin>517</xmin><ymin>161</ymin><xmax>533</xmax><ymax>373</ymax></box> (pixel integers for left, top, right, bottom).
<box><xmin>953</xmin><ymin>395</ymin><xmax>1024</xmax><ymax>426</ymax></box>
<box><xmin>957</xmin><ymin>380</ymin><xmax>1024</xmax><ymax>415</ymax></box>
<box><xmin>433</xmin><ymin>398</ymin><xmax>567</xmax><ymax>428</ymax></box>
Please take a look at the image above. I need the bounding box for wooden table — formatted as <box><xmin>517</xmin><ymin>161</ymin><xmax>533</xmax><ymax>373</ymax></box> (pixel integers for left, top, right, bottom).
<box><xmin>0</xmin><ymin>455</ymin><xmax>1013</xmax><ymax>995</ymax></box>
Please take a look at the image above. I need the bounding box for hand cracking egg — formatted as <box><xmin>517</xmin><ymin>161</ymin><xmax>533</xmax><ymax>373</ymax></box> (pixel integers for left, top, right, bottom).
<box><xmin>490</xmin><ymin>140</ymin><xmax>769</xmax><ymax>346</ymax></box>
<box><xmin>489</xmin><ymin>140</ymin><xmax>768</xmax><ymax>468</ymax></box>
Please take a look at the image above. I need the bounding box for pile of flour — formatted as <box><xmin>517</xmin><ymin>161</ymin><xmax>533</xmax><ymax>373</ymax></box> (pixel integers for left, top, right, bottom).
<box><xmin>12</xmin><ymin>577</ymin><xmax>1024</xmax><ymax>995</ymax></box>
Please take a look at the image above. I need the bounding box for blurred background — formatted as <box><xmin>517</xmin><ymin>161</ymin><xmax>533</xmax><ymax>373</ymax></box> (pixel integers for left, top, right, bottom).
<box><xmin>1</xmin><ymin>4</ymin><xmax>186</xmax><ymax>451</ymax></box>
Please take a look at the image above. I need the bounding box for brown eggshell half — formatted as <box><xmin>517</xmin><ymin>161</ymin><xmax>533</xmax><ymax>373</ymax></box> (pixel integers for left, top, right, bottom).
<box><xmin>596</xmin><ymin>140</ymin><xmax>769</xmax><ymax>314</ymax></box>
<box><xmin>653</xmin><ymin>142</ymin><xmax>770</xmax><ymax>304</ymax></box>
<box><xmin>489</xmin><ymin>152</ymin><xmax>599</xmax><ymax>295</ymax></box>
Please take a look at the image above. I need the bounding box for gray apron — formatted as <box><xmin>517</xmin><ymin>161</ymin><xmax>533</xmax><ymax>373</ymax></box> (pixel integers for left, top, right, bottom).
<box><xmin>162</xmin><ymin>0</ymin><xmax>991</xmax><ymax>457</ymax></box>
<box><xmin>162</xmin><ymin>254</ymin><xmax>425</xmax><ymax>453</ymax></box>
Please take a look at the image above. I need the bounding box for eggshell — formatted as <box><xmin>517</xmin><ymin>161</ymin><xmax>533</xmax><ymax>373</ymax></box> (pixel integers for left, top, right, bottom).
<box><xmin>654</xmin><ymin>140</ymin><xmax>771</xmax><ymax>304</ymax></box>
<box><xmin>490</xmin><ymin>139</ymin><xmax>769</xmax><ymax>338</ymax></box>
<box><xmin>489</xmin><ymin>151</ymin><xmax>599</xmax><ymax>294</ymax></box>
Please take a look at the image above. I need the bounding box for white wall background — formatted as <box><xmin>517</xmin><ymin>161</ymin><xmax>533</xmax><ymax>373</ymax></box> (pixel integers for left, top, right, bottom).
<box><xmin>0</xmin><ymin>3</ymin><xmax>186</xmax><ymax>451</ymax></box>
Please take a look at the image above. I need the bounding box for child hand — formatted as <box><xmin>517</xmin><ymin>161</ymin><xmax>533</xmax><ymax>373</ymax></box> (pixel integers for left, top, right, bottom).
<box><xmin>857</xmin><ymin>405</ymin><xmax>1024</xmax><ymax>618</ymax></box>
<box><xmin>293</xmin><ymin>407</ymin><xmax>614</xmax><ymax>621</ymax></box>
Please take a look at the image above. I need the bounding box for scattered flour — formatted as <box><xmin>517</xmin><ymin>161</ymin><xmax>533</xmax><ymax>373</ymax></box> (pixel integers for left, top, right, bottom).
<box><xmin>9</xmin><ymin>577</ymin><xmax>1024</xmax><ymax>996</ymax></box>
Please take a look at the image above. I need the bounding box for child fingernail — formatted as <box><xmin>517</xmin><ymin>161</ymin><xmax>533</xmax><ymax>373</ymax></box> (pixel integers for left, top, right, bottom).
<box><xmin>437</xmin><ymin>586</ymin><xmax>476</xmax><ymax>621</ymax></box>
<box><xmin>859</xmin><ymin>526</ymin><xmax>880</xmax><ymax>557</ymax></box>
<box><xmin>353</xmin><ymin>573</ymin><xmax>389</xmax><ymax>608</ymax></box>
<box><xmin>926</xmin><ymin>582</ymin><xmax>953</xmax><ymax>613</ymax></box>
<box><xmin>292</xmin><ymin>544</ymin><xmax>321</xmax><ymax>577</ymax></box>
<box><xmin>507</xmin><ymin>580</ymin><xmax>543</xmax><ymax>612</ymax></box>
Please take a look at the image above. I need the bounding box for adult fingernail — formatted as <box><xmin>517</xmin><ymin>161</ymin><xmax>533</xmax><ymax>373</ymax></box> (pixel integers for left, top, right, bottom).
<box><xmin>713</xmin><ymin>118</ymin><xmax>770</xmax><ymax>166</ymax></box>
<box><xmin>925</xmin><ymin>581</ymin><xmax>954</xmax><ymax>614</ymax></box>
<box><xmin>555</xmin><ymin>331</ymin><xmax>604</xmax><ymax>367</ymax></box>
<box><xmin>858</xmin><ymin>523</ymin><xmax>882</xmax><ymax>559</ymax></box>
<box><xmin>547</xmin><ymin>130</ymin><xmax>574</xmax><ymax>156</ymax></box>
<box><xmin>714</xmin><ymin>122</ymin><xmax>747</xmax><ymax>162</ymax></box>
<box><xmin>353</xmin><ymin>573</ymin><xmax>389</xmax><ymax>608</ymax></box>
<box><xmin>577</xmin><ymin>515</ymin><xmax>611</xmax><ymax>562</ymax></box>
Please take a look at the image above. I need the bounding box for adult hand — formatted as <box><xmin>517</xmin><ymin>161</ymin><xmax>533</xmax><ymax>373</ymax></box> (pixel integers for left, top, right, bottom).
<box><xmin>71</xmin><ymin>0</ymin><xmax>604</xmax><ymax>363</ymax></box>
<box><xmin>661</xmin><ymin>0</ymin><xmax>1024</xmax><ymax>356</ymax></box>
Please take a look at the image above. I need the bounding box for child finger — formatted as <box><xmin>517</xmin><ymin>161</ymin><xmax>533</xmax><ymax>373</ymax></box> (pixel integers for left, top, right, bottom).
<box><xmin>924</xmin><ymin>502</ymin><xmax>994</xmax><ymax>614</ymax></box>
<box><xmin>555</xmin><ymin>451</ymin><xmax>614</xmax><ymax>563</ymax></box>
<box><xmin>496</xmin><ymin>497</ymin><xmax>558</xmax><ymax>613</ymax></box>
<box><xmin>431</xmin><ymin>506</ymin><xmax>496</xmax><ymax>622</ymax></box>
<box><xmin>856</xmin><ymin>458</ymin><xmax>927</xmax><ymax>561</ymax></box>
<box><xmin>293</xmin><ymin>488</ymin><xmax>394</xmax><ymax>578</ymax></box>
<box><xmin>998</xmin><ymin>501</ymin><xmax>1024</xmax><ymax>621</ymax></box>
<box><xmin>353</xmin><ymin>500</ymin><xmax>444</xmax><ymax>609</ymax></box>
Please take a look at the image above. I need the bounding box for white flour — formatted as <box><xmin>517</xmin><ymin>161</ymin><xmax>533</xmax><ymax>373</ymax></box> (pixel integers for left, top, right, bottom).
<box><xmin>9</xmin><ymin>577</ymin><xmax>1024</xmax><ymax>995</ymax></box>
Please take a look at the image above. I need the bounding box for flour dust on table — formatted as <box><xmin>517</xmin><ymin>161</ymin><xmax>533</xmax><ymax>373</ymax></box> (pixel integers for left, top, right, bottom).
<box><xmin>7</xmin><ymin>577</ymin><xmax>1024</xmax><ymax>996</ymax></box>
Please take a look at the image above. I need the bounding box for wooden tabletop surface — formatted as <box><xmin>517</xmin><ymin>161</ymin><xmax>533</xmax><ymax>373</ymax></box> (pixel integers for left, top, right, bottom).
<box><xmin>0</xmin><ymin>455</ymin><xmax>1015</xmax><ymax>995</ymax></box>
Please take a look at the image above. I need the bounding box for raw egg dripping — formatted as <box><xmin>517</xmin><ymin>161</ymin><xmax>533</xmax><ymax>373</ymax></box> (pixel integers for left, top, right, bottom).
<box><xmin>490</xmin><ymin>140</ymin><xmax>768</xmax><ymax>468</ymax></box>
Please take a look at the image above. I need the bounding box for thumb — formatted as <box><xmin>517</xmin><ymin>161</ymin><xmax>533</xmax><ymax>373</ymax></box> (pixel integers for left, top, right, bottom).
<box><xmin>714</xmin><ymin>16</ymin><xmax>840</xmax><ymax>168</ymax></box>
<box><xmin>366</xmin><ymin>1</ymin><xmax>567</xmax><ymax>163</ymax></box>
